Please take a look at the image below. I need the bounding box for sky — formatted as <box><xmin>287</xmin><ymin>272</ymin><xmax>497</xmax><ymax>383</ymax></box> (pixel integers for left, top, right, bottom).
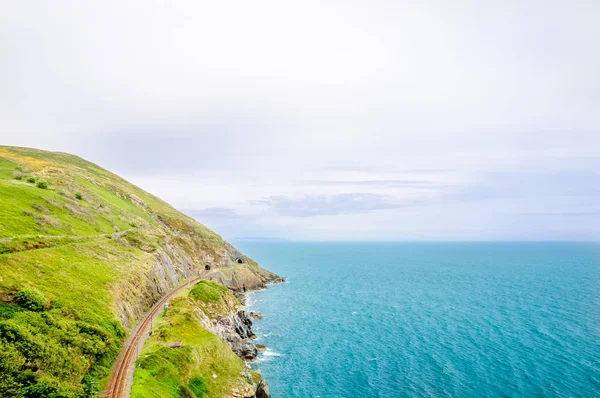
<box><xmin>1</xmin><ymin>1</ymin><xmax>599</xmax><ymax>241</ymax></box>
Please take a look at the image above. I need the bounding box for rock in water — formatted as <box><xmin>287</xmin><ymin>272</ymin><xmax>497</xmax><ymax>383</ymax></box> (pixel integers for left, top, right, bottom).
<box><xmin>255</xmin><ymin>379</ymin><xmax>270</xmax><ymax>398</ymax></box>
<box><xmin>250</xmin><ymin>311</ymin><xmax>264</xmax><ymax>319</ymax></box>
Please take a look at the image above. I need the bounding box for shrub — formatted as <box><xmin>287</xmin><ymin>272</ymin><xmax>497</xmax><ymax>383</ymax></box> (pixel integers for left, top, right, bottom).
<box><xmin>0</xmin><ymin>303</ymin><xmax>23</xmax><ymax>320</ymax></box>
<box><xmin>20</xmin><ymin>381</ymin><xmax>64</xmax><ymax>398</ymax></box>
<box><xmin>27</xmin><ymin>177</ymin><xmax>36</xmax><ymax>183</ymax></box>
<box><xmin>36</xmin><ymin>180</ymin><xmax>49</xmax><ymax>189</ymax></box>
<box><xmin>15</xmin><ymin>288</ymin><xmax>46</xmax><ymax>312</ymax></box>
<box><xmin>75</xmin><ymin>192</ymin><xmax>83</xmax><ymax>200</ymax></box>
<box><xmin>12</xmin><ymin>170</ymin><xmax>23</xmax><ymax>180</ymax></box>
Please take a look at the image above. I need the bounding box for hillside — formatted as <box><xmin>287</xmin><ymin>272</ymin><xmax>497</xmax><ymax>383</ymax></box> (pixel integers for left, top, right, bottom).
<box><xmin>0</xmin><ymin>146</ymin><xmax>278</xmax><ymax>397</ymax></box>
<box><xmin>132</xmin><ymin>281</ymin><xmax>268</xmax><ymax>398</ymax></box>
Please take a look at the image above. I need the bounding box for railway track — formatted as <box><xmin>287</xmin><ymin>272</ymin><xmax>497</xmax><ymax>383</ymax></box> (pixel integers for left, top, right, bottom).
<box><xmin>103</xmin><ymin>274</ymin><xmax>206</xmax><ymax>397</ymax></box>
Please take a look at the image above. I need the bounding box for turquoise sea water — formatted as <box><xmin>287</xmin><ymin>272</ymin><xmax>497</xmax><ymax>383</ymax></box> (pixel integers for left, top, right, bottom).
<box><xmin>237</xmin><ymin>242</ymin><xmax>600</xmax><ymax>397</ymax></box>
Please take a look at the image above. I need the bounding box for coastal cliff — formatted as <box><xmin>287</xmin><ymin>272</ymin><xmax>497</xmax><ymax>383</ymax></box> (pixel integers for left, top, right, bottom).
<box><xmin>131</xmin><ymin>280</ymin><xmax>273</xmax><ymax>397</ymax></box>
<box><xmin>0</xmin><ymin>146</ymin><xmax>279</xmax><ymax>397</ymax></box>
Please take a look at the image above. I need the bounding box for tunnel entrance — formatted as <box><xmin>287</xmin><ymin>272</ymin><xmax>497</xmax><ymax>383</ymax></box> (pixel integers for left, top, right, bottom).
<box><xmin>205</xmin><ymin>264</ymin><xmax>211</xmax><ymax>270</ymax></box>
<box><xmin>236</xmin><ymin>258</ymin><xmax>244</xmax><ymax>264</ymax></box>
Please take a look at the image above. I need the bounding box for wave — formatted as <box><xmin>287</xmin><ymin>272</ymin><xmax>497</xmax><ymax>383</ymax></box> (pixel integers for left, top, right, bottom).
<box><xmin>263</xmin><ymin>349</ymin><xmax>285</xmax><ymax>357</ymax></box>
<box><xmin>256</xmin><ymin>348</ymin><xmax>285</xmax><ymax>362</ymax></box>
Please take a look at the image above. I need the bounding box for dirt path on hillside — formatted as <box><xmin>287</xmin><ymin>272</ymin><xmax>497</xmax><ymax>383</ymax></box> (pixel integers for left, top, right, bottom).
<box><xmin>0</xmin><ymin>227</ymin><xmax>137</xmax><ymax>243</ymax></box>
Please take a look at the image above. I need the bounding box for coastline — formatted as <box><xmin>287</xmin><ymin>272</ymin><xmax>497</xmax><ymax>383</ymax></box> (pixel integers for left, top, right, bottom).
<box><xmin>215</xmin><ymin>277</ymin><xmax>285</xmax><ymax>398</ymax></box>
<box><xmin>128</xmin><ymin>277</ymin><xmax>284</xmax><ymax>397</ymax></box>
<box><xmin>240</xmin><ymin>278</ymin><xmax>286</xmax><ymax>367</ymax></box>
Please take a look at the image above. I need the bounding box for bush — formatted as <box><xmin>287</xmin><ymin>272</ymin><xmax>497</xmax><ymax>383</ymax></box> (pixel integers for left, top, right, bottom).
<box><xmin>0</xmin><ymin>304</ymin><xmax>23</xmax><ymax>320</ymax></box>
<box><xmin>12</xmin><ymin>170</ymin><xmax>23</xmax><ymax>180</ymax></box>
<box><xmin>27</xmin><ymin>177</ymin><xmax>36</xmax><ymax>183</ymax></box>
<box><xmin>15</xmin><ymin>288</ymin><xmax>46</xmax><ymax>312</ymax></box>
<box><xmin>75</xmin><ymin>193</ymin><xmax>83</xmax><ymax>200</ymax></box>
<box><xmin>20</xmin><ymin>381</ymin><xmax>65</xmax><ymax>398</ymax></box>
<box><xmin>36</xmin><ymin>180</ymin><xmax>49</xmax><ymax>189</ymax></box>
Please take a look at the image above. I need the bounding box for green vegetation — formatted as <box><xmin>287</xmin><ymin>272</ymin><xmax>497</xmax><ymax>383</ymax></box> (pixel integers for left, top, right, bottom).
<box><xmin>188</xmin><ymin>281</ymin><xmax>240</xmax><ymax>319</ymax></box>
<box><xmin>189</xmin><ymin>280</ymin><xmax>230</xmax><ymax>303</ymax></box>
<box><xmin>132</xmin><ymin>282</ymin><xmax>254</xmax><ymax>398</ymax></box>
<box><xmin>0</xmin><ymin>146</ymin><xmax>273</xmax><ymax>397</ymax></box>
<box><xmin>15</xmin><ymin>287</ymin><xmax>47</xmax><ymax>311</ymax></box>
<box><xmin>26</xmin><ymin>177</ymin><xmax>35</xmax><ymax>184</ymax></box>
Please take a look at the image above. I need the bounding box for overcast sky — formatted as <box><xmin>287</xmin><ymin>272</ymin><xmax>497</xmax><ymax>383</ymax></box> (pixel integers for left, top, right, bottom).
<box><xmin>1</xmin><ymin>1</ymin><xmax>599</xmax><ymax>241</ymax></box>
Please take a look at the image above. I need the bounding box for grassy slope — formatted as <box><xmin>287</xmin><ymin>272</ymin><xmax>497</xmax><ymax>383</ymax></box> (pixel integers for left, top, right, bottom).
<box><xmin>0</xmin><ymin>146</ymin><xmax>271</xmax><ymax>397</ymax></box>
<box><xmin>132</xmin><ymin>281</ymin><xmax>258</xmax><ymax>398</ymax></box>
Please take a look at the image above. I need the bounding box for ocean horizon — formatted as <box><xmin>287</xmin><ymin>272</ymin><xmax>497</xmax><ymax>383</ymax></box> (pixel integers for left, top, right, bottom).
<box><xmin>239</xmin><ymin>241</ymin><xmax>600</xmax><ymax>397</ymax></box>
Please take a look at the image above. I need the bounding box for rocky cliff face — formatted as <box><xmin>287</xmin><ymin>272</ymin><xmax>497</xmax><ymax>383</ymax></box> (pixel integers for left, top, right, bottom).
<box><xmin>190</xmin><ymin>288</ymin><xmax>272</xmax><ymax>397</ymax></box>
<box><xmin>196</xmin><ymin>308</ymin><xmax>259</xmax><ymax>360</ymax></box>
<box><xmin>112</xmin><ymin>229</ymin><xmax>279</xmax><ymax>329</ymax></box>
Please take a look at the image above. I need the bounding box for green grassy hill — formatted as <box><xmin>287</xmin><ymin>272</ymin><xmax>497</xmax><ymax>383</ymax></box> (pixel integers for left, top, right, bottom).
<box><xmin>0</xmin><ymin>146</ymin><xmax>277</xmax><ymax>397</ymax></box>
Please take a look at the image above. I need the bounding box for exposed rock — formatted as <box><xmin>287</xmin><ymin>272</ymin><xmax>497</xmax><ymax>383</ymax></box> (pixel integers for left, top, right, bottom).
<box><xmin>256</xmin><ymin>344</ymin><xmax>266</xmax><ymax>353</ymax></box>
<box><xmin>250</xmin><ymin>311</ymin><xmax>263</xmax><ymax>319</ymax></box>
<box><xmin>255</xmin><ymin>379</ymin><xmax>270</xmax><ymax>398</ymax></box>
<box><xmin>237</xmin><ymin>339</ymin><xmax>258</xmax><ymax>360</ymax></box>
<box><xmin>235</xmin><ymin>310</ymin><xmax>255</xmax><ymax>339</ymax></box>
<box><xmin>128</xmin><ymin>193</ymin><xmax>147</xmax><ymax>209</ymax></box>
<box><xmin>192</xmin><ymin>308</ymin><xmax>259</xmax><ymax>361</ymax></box>
<box><xmin>112</xmin><ymin>238</ymin><xmax>280</xmax><ymax>329</ymax></box>
<box><xmin>230</xmin><ymin>385</ymin><xmax>256</xmax><ymax>398</ymax></box>
<box><xmin>0</xmin><ymin>291</ymin><xmax>13</xmax><ymax>302</ymax></box>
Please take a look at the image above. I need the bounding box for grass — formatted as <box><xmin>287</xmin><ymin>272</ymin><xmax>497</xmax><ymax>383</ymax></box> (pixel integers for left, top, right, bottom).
<box><xmin>188</xmin><ymin>281</ymin><xmax>230</xmax><ymax>303</ymax></box>
<box><xmin>0</xmin><ymin>146</ymin><xmax>274</xmax><ymax>398</ymax></box>
<box><xmin>0</xmin><ymin>146</ymin><xmax>273</xmax><ymax>397</ymax></box>
<box><xmin>131</xmin><ymin>282</ymin><xmax>253</xmax><ymax>398</ymax></box>
<box><xmin>0</xmin><ymin>238</ymin><xmax>137</xmax><ymax>396</ymax></box>
<box><xmin>0</xmin><ymin>157</ymin><xmax>136</xmax><ymax>238</ymax></box>
<box><xmin>188</xmin><ymin>280</ymin><xmax>240</xmax><ymax>319</ymax></box>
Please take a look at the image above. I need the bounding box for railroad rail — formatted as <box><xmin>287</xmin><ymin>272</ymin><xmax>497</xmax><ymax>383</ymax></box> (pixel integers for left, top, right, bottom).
<box><xmin>103</xmin><ymin>274</ymin><xmax>206</xmax><ymax>397</ymax></box>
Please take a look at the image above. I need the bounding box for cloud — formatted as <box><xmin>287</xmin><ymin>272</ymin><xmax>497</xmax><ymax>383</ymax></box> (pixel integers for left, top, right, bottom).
<box><xmin>253</xmin><ymin>193</ymin><xmax>410</xmax><ymax>217</ymax></box>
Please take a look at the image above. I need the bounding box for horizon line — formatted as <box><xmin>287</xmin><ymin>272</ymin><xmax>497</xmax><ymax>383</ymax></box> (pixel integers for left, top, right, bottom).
<box><xmin>230</xmin><ymin>239</ymin><xmax>600</xmax><ymax>243</ymax></box>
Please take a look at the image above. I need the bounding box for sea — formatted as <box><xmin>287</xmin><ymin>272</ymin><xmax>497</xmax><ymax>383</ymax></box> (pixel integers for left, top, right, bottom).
<box><xmin>236</xmin><ymin>242</ymin><xmax>600</xmax><ymax>397</ymax></box>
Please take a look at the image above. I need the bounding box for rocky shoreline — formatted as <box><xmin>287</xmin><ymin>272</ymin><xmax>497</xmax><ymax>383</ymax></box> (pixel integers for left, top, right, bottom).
<box><xmin>194</xmin><ymin>279</ymin><xmax>284</xmax><ymax>398</ymax></box>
